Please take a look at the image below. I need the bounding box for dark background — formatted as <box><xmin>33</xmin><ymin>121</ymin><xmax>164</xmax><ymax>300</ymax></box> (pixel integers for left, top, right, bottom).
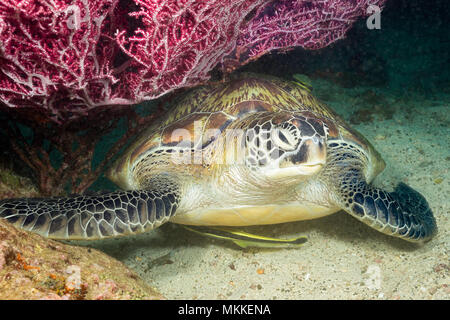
<box><xmin>242</xmin><ymin>0</ymin><xmax>450</xmax><ymax>96</ymax></box>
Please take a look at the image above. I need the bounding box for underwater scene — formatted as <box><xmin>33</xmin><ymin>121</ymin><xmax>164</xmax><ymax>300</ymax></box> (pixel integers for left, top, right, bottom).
<box><xmin>0</xmin><ymin>0</ymin><xmax>448</xmax><ymax>300</ymax></box>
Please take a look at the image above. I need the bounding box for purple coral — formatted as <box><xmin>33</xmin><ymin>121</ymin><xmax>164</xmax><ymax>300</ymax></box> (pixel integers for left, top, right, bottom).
<box><xmin>0</xmin><ymin>0</ymin><xmax>386</xmax><ymax>123</ymax></box>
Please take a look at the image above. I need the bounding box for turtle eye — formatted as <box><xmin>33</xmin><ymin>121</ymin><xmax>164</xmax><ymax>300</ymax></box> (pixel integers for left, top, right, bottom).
<box><xmin>272</xmin><ymin>128</ymin><xmax>297</xmax><ymax>151</ymax></box>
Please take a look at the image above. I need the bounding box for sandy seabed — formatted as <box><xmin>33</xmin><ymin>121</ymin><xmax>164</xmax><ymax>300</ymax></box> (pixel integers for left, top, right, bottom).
<box><xmin>89</xmin><ymin>78</ymin><xmax>449</xmax><ymax>300</ymax></box>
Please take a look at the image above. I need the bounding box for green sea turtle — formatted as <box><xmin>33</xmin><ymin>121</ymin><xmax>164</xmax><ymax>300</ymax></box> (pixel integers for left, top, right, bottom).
<box><xmin>0</xmin><ymin>74</ymin><xmax>437</xmax><ymax>243</ymax></box>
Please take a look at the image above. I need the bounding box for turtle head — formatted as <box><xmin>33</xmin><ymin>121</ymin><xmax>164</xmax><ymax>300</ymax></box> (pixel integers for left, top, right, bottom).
<box><xmin>244</xmin><ymin>113</ymin><xmax>327</xmax><ymax>181</ymax></box>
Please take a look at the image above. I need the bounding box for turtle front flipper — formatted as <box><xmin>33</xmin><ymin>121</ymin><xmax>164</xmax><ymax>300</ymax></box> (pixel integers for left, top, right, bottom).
<box><xmin>326</xmin><ymin>148</ymin><xmax>437</xmax><ymax>243</ymax></box>
<box><xmin>341</xmin><ymin>181</ymin><xmax>437</xmax><ymax>242</ymax></box>
<box><xmin>0</xmin><ymin>188</ymin><xmax>180</xmax><ymax>240</ymax></box>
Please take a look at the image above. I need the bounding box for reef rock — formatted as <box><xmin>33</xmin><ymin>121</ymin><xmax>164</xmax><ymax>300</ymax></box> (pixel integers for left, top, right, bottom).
<box><xmin>0</xmin><ymin>219</ymin><xmax>163</xmax><ymax>300</ymax></box>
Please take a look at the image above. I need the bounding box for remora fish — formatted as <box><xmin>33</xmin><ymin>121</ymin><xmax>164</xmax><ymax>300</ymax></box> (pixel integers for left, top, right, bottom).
<box><xmin>183</xmin><ymin>226</ymin><xmax>307</xmax><ymax>248</ymax></box>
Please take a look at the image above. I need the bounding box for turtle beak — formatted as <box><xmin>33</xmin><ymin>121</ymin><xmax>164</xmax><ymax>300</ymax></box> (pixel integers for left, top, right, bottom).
<box><xmin>290</xmin><ymin>138</ymin><xmax>326</xmax><ymax>167</ymax></box>
<box><xmin>264</xmin><ymin>138</ymin><xmax>326</xmax><ymax>180</ymax></box>
<box><xmin>264</xmin><ymin>163</ymin><xmax>323</xmax><ymax>180</ymax></box>
<box><xmin>294</xmin><ymin>162</ymin><xmax>325</xmax><ymax>175</ymax></box>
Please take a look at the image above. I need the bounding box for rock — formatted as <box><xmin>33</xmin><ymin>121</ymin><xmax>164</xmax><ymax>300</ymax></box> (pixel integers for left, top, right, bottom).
<box><xmin>0</xmin><ymin>158</ymin><xmax>39</xmax><ymax>200</ymax></box>
<box><xmin>0</xmin><ymin>219</ymin><xmax>164</xmax><ymax>300</ymax></box>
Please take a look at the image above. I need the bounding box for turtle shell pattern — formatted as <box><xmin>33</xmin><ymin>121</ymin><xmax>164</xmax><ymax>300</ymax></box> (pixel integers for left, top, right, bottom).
<box><xmin>109</xmin><ymin>74</ymin><xmax>378</xmax><ymax>185</ymax></box>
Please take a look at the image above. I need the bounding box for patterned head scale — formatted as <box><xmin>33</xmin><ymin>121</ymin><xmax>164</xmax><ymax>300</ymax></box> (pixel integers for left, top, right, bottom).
<box><xmin>242</xmin><ymin>111</ymin><xmax>328</xmax><ymax>179</ymax></box>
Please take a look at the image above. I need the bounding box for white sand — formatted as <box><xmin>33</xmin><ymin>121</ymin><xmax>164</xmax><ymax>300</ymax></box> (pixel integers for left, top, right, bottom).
<box><xmin>89</xmin><ymin>78</ymin><xmax>449</xmax><ymax>299</ymax></box>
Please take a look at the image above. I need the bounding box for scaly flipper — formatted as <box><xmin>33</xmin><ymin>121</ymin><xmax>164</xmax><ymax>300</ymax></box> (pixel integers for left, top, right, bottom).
<box><xmin>0</xmin><ymin>187</ymin><xmax>180</xmax><ymax>240</ymax></box>
<box><xmin>342</xmin><ymin>180</ymin><xmax>437</xmax><ymax>242</ymax></box>
<box><xmin>326</xmin><ymin>147</ymin><xmax>437</xmax><ymax>242</ymax></box>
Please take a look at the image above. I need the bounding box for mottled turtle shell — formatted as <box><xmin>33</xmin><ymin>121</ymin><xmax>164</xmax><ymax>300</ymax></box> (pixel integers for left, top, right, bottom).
<box><xmin>108</xmin><ymin>73</ymin><xmax>383</xmax><ymax>186</ymax></box>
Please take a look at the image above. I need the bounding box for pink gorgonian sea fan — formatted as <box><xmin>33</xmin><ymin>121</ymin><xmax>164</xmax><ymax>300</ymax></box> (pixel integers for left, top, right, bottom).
<box><xmin>0</xmin><ymin>0</ymin><xmax>386</xmax><ymax>123</ymax></box>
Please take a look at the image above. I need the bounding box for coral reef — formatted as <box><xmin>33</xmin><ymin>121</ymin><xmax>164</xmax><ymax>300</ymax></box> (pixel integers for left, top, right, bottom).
<box><xmin>0</xmin><ymin>0</ymin><xmax>386</xmax><ymax>123</ymax></box>
<box><xmin>0</xmin><ymin>219</ymin><xmax>163</xmax><ymax>299</ymax></box>
<box><xmin>0</xmin><ymin>157</ymin><xmax>38</xmax><ymax>200</ymax></box>
<box><xmin>225</xmin><ymin>0</ymin><xmax>386</xmax><ymax>71</ymax></box>
<box><xmin>0</xmin><ymin>105</ymin><xmax>163</xmax><ymax>195</ymax></box>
